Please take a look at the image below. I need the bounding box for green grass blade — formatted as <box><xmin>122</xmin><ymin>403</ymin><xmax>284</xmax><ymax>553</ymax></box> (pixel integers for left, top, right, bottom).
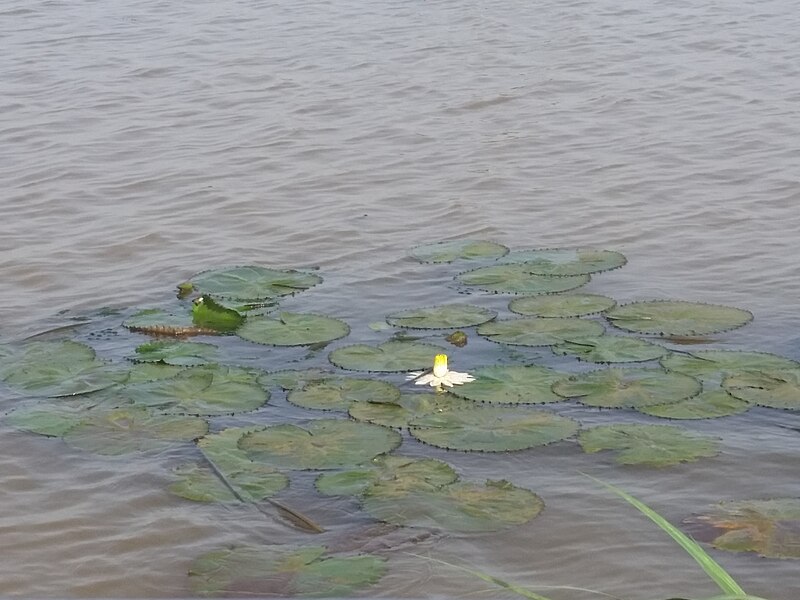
<box><xmin>583</xmin><ymin>473</ymin><xmax>746</xmax><ymax>597</ymax></box>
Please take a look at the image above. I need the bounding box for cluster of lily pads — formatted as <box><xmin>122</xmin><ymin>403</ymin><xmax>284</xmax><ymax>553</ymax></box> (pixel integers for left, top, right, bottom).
<box><xmin>0</xmin><ymin>239</ymin><xmax>798</xmax><ymax>598</ymax></box>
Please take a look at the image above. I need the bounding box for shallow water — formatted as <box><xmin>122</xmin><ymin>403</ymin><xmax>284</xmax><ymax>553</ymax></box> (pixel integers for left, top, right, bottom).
<box><xmin>1</xmin><ymin>0</ymin><xmax>800</xmax><ymax>597</ymax></box>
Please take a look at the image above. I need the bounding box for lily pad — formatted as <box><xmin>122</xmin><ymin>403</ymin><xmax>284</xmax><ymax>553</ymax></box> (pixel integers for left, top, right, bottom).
<box><xmin>120</xmin><ymin>366</ymin><xmax>268</xmax><ymax>416</ymax></box>
<box><xmin>191</xmin><ymin>296</ymin><xmax>245</xmax><ymax>332</ymax></box>
<box><xmin>408</xmin><ymin>406</ymin><xmax>579</xmax><ymax>451</ymax></box>
<box><xmin>328</xmin><ymin>340</ymin><xmax>444</xmax><ymax>372</ymax></box>
<box><xmin>237</xmin><ymin>312</ymin><xmax>349</xmax><ymax>346</ymax></box>
<box><xmin>316</xmin><ymin>455</ymin><xmax>458</xmax><ymax>497</ymax></box>
<box><xmin>553</xmin><ymin>368</ymin><xmax>701</xmax><ymax>408</ymax></box>
<box><xmin>348</xmin><ymin>392</ymin><xmax>470</xmax><ymax>428</ymax></box>
<box><xmin>448</xmin><ymin>365</ymin><xmax>567</xmax><ymax>404</ymax></box>
<box><xmin>0</xmin><ymin>340</ymin><xmax>125</xmax><ymax>397</ymax></box>
<box><xmin>409</xmin><ymin>240</ymin><xmax>509</xmax><ymax>263</ymax></box>
<box><xmin>258</xmin><ymin>368</ymin><xmax>334</xmax><ymax>391</ymax></box>
<box><xmin>500</xmin><ymin>248</ymin><xmax>627</xmax><ymax>276</ymax></box>
<box><xmin>661</xmin><ymin>350</ymin><xmax>800</xmax><ymax>382</ymax></box>
<box><xmin>723</xmin><ymin>369</ymin><xmax>800</xmax><ymax>410</ymax></box>
<box><xmin>169</xmin><ymin>461</ymin><xmax>288</xmax><ymax>503</ymax></box>
<box><xmin>638</xmin><ymin>389</ymin><xmax>752</xmax><ymax>419</ymax></box>
<box><xmin>386</xmin><ymin>304</ymin><xmax>496</xmax><ymax>329</ymax></box>
<box><xmin>124</xmin><ymin>362</ymin><xmax>186</xmax><ymax>383</ymax></box>
<box><xmin>63</xmin><ymin>406</ymin><xmax>208</xmax><ymax>455</ymax></box>
<box><xmin>362</xmin><ymin>479</ymin><xmax>544</xmax><ymax>532</ymax></box>
<box><xmin>6</xmin><ymin>401</ymin><xmax>89</xmax><ymax>437</ymax></box>
<box><xmin>457</xmin><ymin>264</ymin><xmax>589</xmax><ymax>295</ymax></box>
<box><xmin>683</xmin><ymin>498</ymin><xmax>800</xmax><ymax>559</ymax></box>
<box><xmin>238</xmin><ymin>419</ymin><xmax>402</xmax><ymax>470</ymax></box>
<box><xmin>132</xmin><ymin>340</ymin><xmax>218</xmax><ymax>367</ymax></box>
<box><xmin>190</xmin><ymin>265</ymin><xmax>323</xmax><ymax>301</ymax></box>
<box><xmin>509</xmin><ymin>293</ymin><xmax>616</xmax><ymax>317</ymax></box>
<box><xmin>477</xmin><ymin>317</ymin><xmax>604</xmax><ymax>347</ymax></box>
<box><xmin>578</xmin><ymin>424</ymin><xmax>719</xmax><ymax>466</ymax></box>
<box><xmin>188</xmin><ymin>545</ymin><xmax>387</xmax><ymax>597</ymax></box>
<box><xmin>606</xmin><ymin>301</ymin><xmax>753</xmax><ymax>336</ymax></box>
<box><xmin>288</xmin><ymin>378</ymin><xmax>400</xmax><ymax>411</ymax></box>
<box><xmin>551</xmin><ymin>336</ymin><xmax>668</xmax><ymax>363</ymax></box>
<box><xmin>123</xmin><ymin>309</ymin><xmax>216</xmax><ymax>336</ymax></box>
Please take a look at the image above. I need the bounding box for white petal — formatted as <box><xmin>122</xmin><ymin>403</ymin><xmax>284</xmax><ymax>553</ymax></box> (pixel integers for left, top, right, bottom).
<box><xmin>414</xmin><ymin>373</ymin><xmax>436</xmax><ymax>386</ymax></box>
<box><xmin>405</xmin><ymin>372</ymin><xmax>423</xmax><ymax>380</ymax></box>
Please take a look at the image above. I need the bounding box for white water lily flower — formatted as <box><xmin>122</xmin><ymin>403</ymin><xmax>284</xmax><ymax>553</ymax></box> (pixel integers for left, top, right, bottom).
<box><xmin>406</xmin><ymin>354</ymin><xmax>475</xmax><ymax>388</ymax></box>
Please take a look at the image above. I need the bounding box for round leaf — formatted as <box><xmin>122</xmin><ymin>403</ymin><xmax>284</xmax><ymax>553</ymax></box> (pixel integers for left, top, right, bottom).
<box><xmin>552</xmin><ymin>336</ymin><xmax>668</xmax><ymax>363</ymax></box>
<box><xmin>509</xmin><ymin>293</ymin><xmax>616</xmax><ymax>317</ymax></box>
<box><xmin>386</xmin><ymin>304</ymin><xmax>496</xmax><ymax>329</ymax></box>
<box><xmin>409</xmin><ymin>407</ymin><xmax>579</xmax><ymax>451</ymax></box>
<box><xmin>409</xmin><ymin>240</ymin><xmax>509</xmax><ymax>263</ymax></box>
<box><xmin>500</xmin><ymin>248</ymin><xmax>627</xmax><ymax>275</ymax></box>
<box><xmin>661</xmin><ymin>350</ymin><xmax>800</xmax><ymax>382</ymax></box>
<box><xmin>477</xmin><ymin>317</ymin><xmax>604</xmax><ymax>347</ymax></box>
<box><xmin>638</xmin><ymin>389</ymin><xmax>752</xmax><ymax>419</ymax></box>
<box><xmin>457</xmin><ymin>264</ymin><xmax>589</xmax><ymax>295</ymax></box>
<box><xmin>132</xmin><ymin>340</ymin><xmax>218</xmax><ymax>367</ymax></box>
<box><xmin>348</xmin><ymin>392</ymin><xmax>463</xmax><ymax>428</ymax></box>
<box><xmin>328</xmin><ymin>340</ymin><xmax>443</xmax><ymax>372</ymax></box>
<box><xmin>288</xmin><ymin>378</ymin><xmax>400</xmax><ymax>411</ymax></box>
<box><xmin>258</xmin><ymin>368</ymin><xmax>334</xmax><ymax>391</ymax></box>
<box><xmin>237</xmin><ymin>312</ymin><xmax>349</xmax><ymax>346</ymax></box>
<box><xmin>578</xmin><ymin>424</ymin><xmax>719</xmax><ymax>466</ymax></box>
<box><xmin>169</xmin><ymin>462</ymin><xmax>288</xmax><ymax>503</ymax></box>
<box><xmin>723</xmin><ymin>369</ymin><xmax>800</xmax><ymax>410</ymax></box>
<box><xmin>553</xmin><ymin>368</ymin><xmax>701</xmax><ymax>408</ymax></box>
<box><xmin>190</xmin><ymin>266</ymin><xmax>322</xmax><ymax>301</ymax></box>
<box><xmin>449</xmin><ymin>365</ymin><xmax>567</xmax><ymax>404</ymax></box>
<box><xmin>123</xmin><ymin>309</ymin><xmax>215</xmax><ymax>336</ymax></box>
<box><xmin>606</xmin><ymin>301</ymin><xmax>753</xmax><ymax>336</ymax></box>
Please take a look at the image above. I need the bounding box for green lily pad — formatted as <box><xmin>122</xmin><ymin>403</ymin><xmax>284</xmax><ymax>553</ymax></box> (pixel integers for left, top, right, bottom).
<box><xmin>124</xmin><ymin>362</ymin><xmax>186</xmax><ymax>383</ymax></box>
<box><xmin>258</xmin><ymin>368</ymin><xmax>334</xmax><ymax>391</ymax></box>
<box><xmin>328</xmin><ymin>340</ymin><xmax>443</xmax><ymax>372</ymax></box>
<box><xmin>190</xmin><ymin>265</ymin><xmax>323</xmax><ymax>301</ymax></box>
<box><xmin>191</xmin><ymin>296</ymin><xmax>245</xmax><ymax>332</ymax></box>
<box><xmin>120</xmin><ymin>366</ymin><xmax>268</xmax><ymax>416</ymax></box>
<box><xmin>683</xmin><ymin>498</ymin><xmax>800</xmax><ymax>559</ymax></box>
<box><xmin>552</xmin><ymin>336</ymin><xmax>669</xmax><ymax>363</ymax></box>
<box><xmin>457</xmin><ymin>264</ymin><xmax>590</xmax><ymax>295</ymax></box>
<box><xmin>237</xmin><ymin>312</ymin><xmax>350</xmax><ymax>346</ymax></box>
<box><xmin>0</xmin><ymin>340</ymin><xmax>125</xmax><ymax>397</ymax></box>
<box><xmin>169</xmin><ymin>461</ymin><xmax>288</xmax><ymax>503</ymax></box>
<box><xmin>638</xmin><ymin>389</ymin><xmax>752</xmax><ymax>419</ymax></box>
<box><xmin>188</xmin><ymin>545</ymin><xmax>387</xmax><ymax>597</ymax></box>
<box><xmin>578</xmin><ymin>424</ymin><xmax>719</xmax><ymax>466</ymax></box>
<box><xmin>316</xmin><ymin>455</ymin><xmax>458</xmax><ymax>497</ymax></box>
<box><xmin>386</xmin><ymin>304</ymin><xmax>496</xmax><ymax>329</ymax></box>
<box><xmin>362</xmin><ymin>478</ymin><xmax>544</xmax><ymax>532</ymax></box>
<box><xmin>123</xmin><ymin>309</ymin><xmax>216</xmax><ymax>336</ymax></box>
<box><xmin>288</xmin><ymin>378</ymin><xmax>400</xmax><ymax>411</ymax></box>
<box><xmin>509</xmin><ymin>293</ymin><xmax>617</xmax><ymax>317</ymax></box>
<box><xmin>132</xmin><ymin>340</ymin><xmax>218</xmax><ymax>367</ymax></box>
<box><xmin>723</xmin><ymin>369</ymin><xmax>800</xmax><ymax>410</ymax></box>
<box><xmin>661</xmin><ymin>350</ymin><xmax>800</xmax><ymax>382</ymax></box>
<box><xmin>477</xmin><ymin>317</ymin><xmax>604</xmax><ymax>346</ymax></box>
<box><xmin>238</xmin><ymin>419</ymin><xmax>402</xmax><ymax>470</ymax></box>
<box><xmin>409</xmin><ymin>240</ymin><xmax>509</xmax><ymax>263</ymax></box>
<box><xmin>500</xmin><ymin>248</ymin><xmax>627</xmax><ymax>276</ymax></box>
<box><xmin>448</xmin><ymin>365</ymin><xmax>567</xmax><ymax>404</ymax></box>
<box><xmin>6</xmin><ymin>401</ymin><xmax>89</xmax><ymax>437</ymax></box>
<box><xmin>63</xmin><ymin>406</ymin><xmax>208</xmax><ymax>455</ymax></box>
<box><xmin>348</xmin><ymin>392</ymin><xmax>471</xmax><ymax>428</ymax></box>
<box><xmin>409</xmin><ymin>406</ymin><xmax>579</xmax><ymax>451</ymax></box>
<box><xmin>606</xmin><ymin>301</ymin><xmax>753</xmax><ymax>336</ymax></box>
<box><xmin>553</xmin><ymin>368</ymin><xmax>701</xmax><ymax>408</ymax></box>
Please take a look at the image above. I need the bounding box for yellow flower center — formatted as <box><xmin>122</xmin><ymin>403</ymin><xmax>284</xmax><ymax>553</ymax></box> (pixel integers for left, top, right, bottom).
<box><xmin>432</xmin><ymin>354</ymin><xmax>449</xmax><ymax>378</ymax></box>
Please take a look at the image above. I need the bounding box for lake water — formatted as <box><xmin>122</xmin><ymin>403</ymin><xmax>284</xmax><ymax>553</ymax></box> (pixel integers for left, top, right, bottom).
<box><xmin>1</xmin><ymin>0</ymin><xmax>799</xmax><ymax>597</ymax></box>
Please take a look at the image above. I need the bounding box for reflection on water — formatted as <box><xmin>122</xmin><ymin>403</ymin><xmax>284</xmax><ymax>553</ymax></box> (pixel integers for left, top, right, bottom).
<box><xmin>1</xmin><ymin>0</ymin><xmax>800</xmax><ymax>597</ymax></box>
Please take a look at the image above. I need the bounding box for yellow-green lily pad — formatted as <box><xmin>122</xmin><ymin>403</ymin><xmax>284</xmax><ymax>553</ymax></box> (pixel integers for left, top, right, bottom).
<box><xmin>190</xmin><ymin>265</ymin><xmax>322</xmax><ymax>301</ymax></box>
<box><xmin>409</xmin><ymin>239</ymin><xmax>509</xmax><ymax>263</ymax></box>
<box><xmin>258</xmin><ymin>368</ymin><xmax>334</xmax><ymax>391</ymax></box>
<box><xmin>662</xmin><ymin>350</ymin><xmax>800</xmax><ymax>383</ymax></box>
<box><xmin>386</xmin><ymin>304</ymin><xmax>496</xmax><ymax>329</ymax></box>
<box><xmin>723</xmin><ymin>369</ymin><xmax>800</xmax><ymax>410</ymax></box>
<box><xmin>123</xmin><ymin>309</ymin><xmax>216</xmax><ymax>336</ymax></box>
<box><xmin>328</xmin><ymin>340</ymin><xmax>443</xmax><ymax>372</ymax></box>
<box><xmin>448</xmin><ymin>365</ymin><xmax>567</xmax><ymax>404</ymax></box>
<box><xmin>606</xmin><ymin>301</ymin><xmax>753</xmax><ymax>336</ymax></box>
<box><xmin>348</xmin><ymin>392</ymin><xmax>465</xmax><ymax>428</ymax></box>
<box><xmin>499</xmin><ymin>248</ymin><xmax>627</xmax><ymax>276</ymax></box>
<box><xmin>477</xmin><ymin>317</ymin><xmax>604</xmax><ymax>346</ymax></box>
<box><xmin>638</xmin><ymin>389</ymin><xmax>752</xmax><ymax>419</ymax></box>
<box><xmin>509</xmin><ymin>293</ymin><xmax>616</xmax><ymax>317</ymax></box>
<box><xmin>552</xmin><ymin>336</ymin><xmax>668</xmax><ymax>363</ymax></box>
<box><xmin>132</xmin><ymin>340</ymin><xmax>218</xmax><ymax>367</ymax></box>
<box><xmin>457</xmin><ymin>264</ymin><xmax>590</xmax><ymax>295</ymax></box>
<box><xmin>237</xmin><ymin>312</ymin><xmax>350</xmax><ymax>346</ymax></box>
<box><xmin>288</xmin><ymin>378</ymin><xmax>400</xmax><ymax>411</ymax></box>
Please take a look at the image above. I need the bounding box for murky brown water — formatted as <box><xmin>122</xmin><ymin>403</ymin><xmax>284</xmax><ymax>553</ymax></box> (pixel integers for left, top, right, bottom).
<box><xmin>1</xmin><ymin>0</ymin><xmax>800</xmax><ymax>597</ymax></box>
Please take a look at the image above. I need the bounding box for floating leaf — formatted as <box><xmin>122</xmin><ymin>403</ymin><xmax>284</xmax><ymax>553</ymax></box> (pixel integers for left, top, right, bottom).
<box><xmin>349</xmin><ymin>392</ymin><xmax>468</xmax><ymax>428</ymax></box>
<box><xmin>638</xmin><ymin>389</ymin><xmax>752</xmax><ymax>419</ymax></box>
<box><xmin>409</xmin><ymin>240</ymin><xmax>509</xmax><ymax>263</ymax></box>
<box><xmin>362</xmin><ymin>479</ymin><xmax>544</xmax><ymax>532</ymax></box>
<box><xmin>124</xmin><ymin>362</ymin><xmax>185</xmax><ymax>383</ymax></box>
<box><xmin>449</xmin><ymin>365</ymin><xmax>567</xmax><ymax>404</ymax></box>
<box><xmin>606</xmin><ymin>301</ymin><xmax>753</xmax><ymax>336</ymax></box>
<box><xmin>553</xmin><ymin>368</ymin><xmax>701</xmax><ymax>408</ymax></box>
<box><xmin>239</xmin><ymin>419</ymin><xmax>402</xmax><ymax>470</ymax></box>
<box><xmin>191</xmin><ymin>296</ymin><xmax>244</xmax><ymax>332</ymax></box>
<box><xmin>188</xmin><ymin>545</ymin><xmax>387</xmax><ymax>597</ymax></box>
<box><xmin>386</xmin><ymin>304</ymin><xmax>496</xmax><ymax>329</ymax></box>
<box><xmin>258</xmin><ymin>368</ymin><xmax>334</xmax><ymax>391</ymax></box>
<box><xmin>132</xmin><ymin>340</ymin><xmax>218</xmax><ymax>367</ymax></box>
<box><xmin>578</xmin><ymin>424</ymin><xmax>719</xmax><ymax>466</ymax></box>
<box><xmin>288</xmin><ymin>378</ymin><xmax>400</xmax><ymax>411</ymax></box>
<box><xmin>409</xmin><ymin>407</ymin><xmax>578</xmax><ymax>452</ymax></box>
<box><xmin>661</xmin><ymin>350</ymin><xmax>800</xmax><ymax>382</ymax></box>
<box><xmin>723</xmin><ymin>369</ymin><xmax>800</xmax><ymax>410</ymax></box>
<box><xmin>329</xmin><ymin>340</ymin><xmax>443</xmax><ymax>372</ymax></box>
<box><xmin>123</xmin><ymin>309</ymin><xmax>215</xmax><ymax>336</ymax></box>
<box><xmin>0</xmin><ymin>340</ymin><xmax>125</xmax><ymax>397</ymax></box>
<box><xmin>551</xmin><ymin>336</ymin><xmax>668</xmax><ymax>363</ymax></box>
<box><xmin>509</xmin><ymin>293</ymin><xmax>616</xmax><ymax>317</ymax></box>
<box><xmin>120</xmin><ymin>366</ymin><xmax>268</xmax><ymax>416</ymax></box>
<box><xmin>684</xmin><ymin>498</ymin><xmax>800</xmax><ymax>559</ymax></box>
<box><xmin>190</xmin><ymin>265</ymin><xmax>322</xmax><ymax>301</ymax></box>
<box><xmin>169</xmin><ymin>462</ymin><xmax>288</xmax><ymax>503</ymax></box>
<box><xmin>477</xmin><ymin>317</ymin><xmax>603</xmax><ymax>347</ymax></box>
<box><xmin>237</xmin><ymin>312</ymin><xmax>349</xmax><ymax>346</ymax></box>
<box><xmin>457</xmin><ymin>264</ymin><xmax>589</xmax><ymax>295</ymax></box>
<box><xmin>316</xmin><ymin>455</ymin><xmax>458</xmax><ymax>497</ymax></box>
<box><xmin>499</xmin><ymin>248</ymin><xmax>627</xmax><ymax>276</ymax></box>
<box><xmin>6</xmin><ymin>401</ymin><xmax>88</xmax><ymax>437</ymax></box>
<box><xmin>63</xmin><ymin>406</ymin><xmax>208</xmax><ymax>455</ymax></box>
